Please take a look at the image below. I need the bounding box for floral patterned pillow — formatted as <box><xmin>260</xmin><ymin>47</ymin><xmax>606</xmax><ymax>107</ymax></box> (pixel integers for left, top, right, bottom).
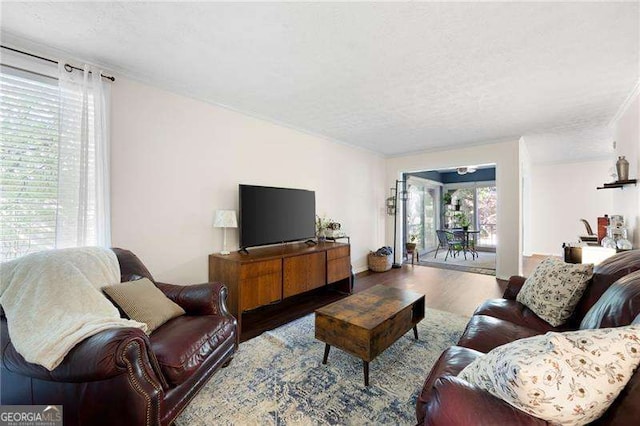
<box><xmin>458</xmin><ymin>326</ymin><xmax>640</xmax><ymax>426</ymax></box>
<box><xmin>517</xmin><ymin>257</ymin><xmax>594</xmax><ymax>327</ymax></box>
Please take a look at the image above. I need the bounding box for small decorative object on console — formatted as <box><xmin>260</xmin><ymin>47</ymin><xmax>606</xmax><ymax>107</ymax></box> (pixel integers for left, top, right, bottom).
<box><xmin>325</xmin><ymin>221</ymin><xmax>344</xmax><ymax>238</ymax></box>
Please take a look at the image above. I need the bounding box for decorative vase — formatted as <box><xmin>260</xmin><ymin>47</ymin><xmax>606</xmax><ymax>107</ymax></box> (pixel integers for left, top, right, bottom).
<box><xmin>616</xmin><ymin>156</ymin><xmax>629</xmax><ymax>181</ymax></box>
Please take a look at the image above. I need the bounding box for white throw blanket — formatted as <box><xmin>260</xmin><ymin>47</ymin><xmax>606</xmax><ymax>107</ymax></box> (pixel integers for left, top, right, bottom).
<box><xmin>0</xmin><ymin>247</ymin><xmax>147</xmax><ymax>370</ymax></box>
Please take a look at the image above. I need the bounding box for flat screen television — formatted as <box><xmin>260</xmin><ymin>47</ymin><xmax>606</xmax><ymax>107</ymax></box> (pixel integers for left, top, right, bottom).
<box><xmin>239</xmin><ymin>184</ymin><xmax>316</xmax><ymax>250</ymax></box>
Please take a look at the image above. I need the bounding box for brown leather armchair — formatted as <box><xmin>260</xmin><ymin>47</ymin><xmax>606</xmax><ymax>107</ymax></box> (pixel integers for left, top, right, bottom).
<box><xmin>0</xmin><ymin>248</ymin><xmax>238</xmax><ymax>426</ymax></box>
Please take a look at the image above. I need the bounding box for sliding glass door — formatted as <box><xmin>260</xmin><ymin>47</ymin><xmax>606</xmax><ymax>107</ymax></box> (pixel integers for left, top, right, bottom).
<box><xmin>447</xmin><ymin>183</ymin><xmax>497</xmax><ymax>248</ymax></box>
<box><xmin>405</xmin><ymin>177</ymin><xmax>440</xmax><ymax>253</ymax></box>
<box><xmin>477</xmin><ymin>185</ymin><xmax>497</xmax><ymax>246</ymax></box>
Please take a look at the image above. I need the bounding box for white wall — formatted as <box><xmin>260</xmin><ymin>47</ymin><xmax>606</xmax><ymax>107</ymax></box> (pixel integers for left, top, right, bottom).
<box><xmin>110</xmin><ymin>78</ymin><xmax>386</xmax><ymax>283</ymax></box>
<box><xmin>386</xmin><ymin>140</ymin><xmax>521</xmax><ymax>279</ymax></box>
<box><xmin>527</xmin><ymin>160</ymin><xmax>614</xmax><ymax>256</ymax></box>
<box><xmin>612</xmin><ymin>91</ymin><xmax>640</xmax><ymax>247</ymax></box>
<box><xmin>520</xmin><ymin>138</ymin><xmax>533</xmax><ymax>258</ymax></box>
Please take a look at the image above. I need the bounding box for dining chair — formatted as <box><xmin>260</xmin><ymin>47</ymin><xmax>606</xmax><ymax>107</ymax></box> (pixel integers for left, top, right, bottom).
<box><xmin>435</xmin><ymin>230</ymin><xmax>463</xmax><ymax>261</ymax></box>
<box><xmin>452</xmin><ymin>229</ymin><xmax>468</xmax><ymax>260</ymax></box>
<box><xmin>467</xmin><ymin>231</ymin><xmax>478</xmax><ymax>259</ymax></box>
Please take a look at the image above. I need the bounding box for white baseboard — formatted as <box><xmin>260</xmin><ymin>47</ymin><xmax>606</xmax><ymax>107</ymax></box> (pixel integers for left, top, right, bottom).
<box><xmin>353</xmin><ymin>265</ymin><xmax>369</xmax><ymax>274</ymax></box>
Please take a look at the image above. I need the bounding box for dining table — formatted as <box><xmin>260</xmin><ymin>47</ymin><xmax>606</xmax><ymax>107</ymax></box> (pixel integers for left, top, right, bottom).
<box><xmin>452</xmin><ymin>228</ymin><xmax>480</xmax><ymax>259</ymax></box>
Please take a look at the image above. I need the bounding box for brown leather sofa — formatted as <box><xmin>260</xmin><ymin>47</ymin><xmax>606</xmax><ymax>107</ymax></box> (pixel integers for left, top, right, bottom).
<box><xmin>416</xmin><ymin>250</ymin><xmax>640</xmax><ymax>425</ymax></box>
<box><xmin>0</xmin><ymin>248</ymin><xmax>238</xmax><ymax>426</ymax></box>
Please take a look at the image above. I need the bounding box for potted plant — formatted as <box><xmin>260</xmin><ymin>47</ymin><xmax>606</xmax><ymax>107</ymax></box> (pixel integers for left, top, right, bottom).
<box><xmin>455</xmin><ymin>212</ymin><xmax>471</xmax><ymax>230</ymax></box>
<box><xmin>406</xmin><ymin>233</ymin><xmax>419</xmax><ymax>251</ymax></box>
<box><xmin>443</xmin><ymin>192</ymin><xmax>452</xmax><ymax>206</ymax></box>
<box><xmin>316</xmin><ymin>215</ymin><xmax>331</xmax><ymax>240</ymax></box>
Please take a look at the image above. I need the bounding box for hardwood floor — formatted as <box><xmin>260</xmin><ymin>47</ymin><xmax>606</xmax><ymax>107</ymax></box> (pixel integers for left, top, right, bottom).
<box><xmin>240</xmin><ymin>284</ymin><xmax>348</xmax><ymax>342</ymax></box>
<box><xmin>240</xmin><ymin>263</ymin><xmax>509</xmax><ymax>342</ymax></box>
<box><xmin>240</xmin><ymin>256</ymin><xmax>547</xmax><ymax>342</ymax></box>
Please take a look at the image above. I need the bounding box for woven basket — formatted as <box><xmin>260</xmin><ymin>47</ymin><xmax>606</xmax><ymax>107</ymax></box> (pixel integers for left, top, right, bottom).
<box><xmin>368</xmin><ymin>252</ymin><xmax>392</xmax><ymax>272</ymax></box>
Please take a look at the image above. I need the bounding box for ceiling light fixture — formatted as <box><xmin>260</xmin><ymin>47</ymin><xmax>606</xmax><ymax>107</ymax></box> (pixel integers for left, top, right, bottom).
<box><xmin>457</xmin><ymin>166</ymin><xmax>477</xmax><ymax>175</ymax></box>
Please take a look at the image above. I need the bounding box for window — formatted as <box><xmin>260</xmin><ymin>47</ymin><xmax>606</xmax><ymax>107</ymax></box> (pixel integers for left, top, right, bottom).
<box><xmin>1</xmin><ymin>69</ymin><xmax>61</xmax><ymax>260</ymax></box>
<box><xmin>476</xmin><ymin>185</ymin><xmax>497</xmax><ymax>246</ymax></box>
<box><xmin>1</xmin><ymin>61</ymin><xmax>108</xmax><ymax>262</ymax></box>
<box><xmin>447</xmin><ymin>183</ymin><xmax>497</xmax><ymax>248</ymax></box>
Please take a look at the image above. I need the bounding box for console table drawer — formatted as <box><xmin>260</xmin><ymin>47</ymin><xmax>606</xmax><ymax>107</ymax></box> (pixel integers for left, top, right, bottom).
<box><xmin>327</xmin><ymin>246</ymin><xmax>350</xmax><ymax>260</ymax></box>
<box><xmin>240</xmin><ymin>272</ymin><xmax>282</xmax><ymax>311</ymax></box>
<box><xmin>283</xmin><ymin>252</ymin><xmax>326</xmax><ymax>298</ymax></box>
<box><xmin>328</xmin><ymin>256</ymin><xmax>351</xmax><ymax>283</ymax></box>
<box><xmin>240</xmin><ymin>259</ymin><xmax>281</xmax><ymax>279</ymax></box>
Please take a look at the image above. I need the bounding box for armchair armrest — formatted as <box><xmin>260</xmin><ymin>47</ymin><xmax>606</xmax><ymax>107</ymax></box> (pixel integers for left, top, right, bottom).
<box><xmin>3</xmin><ymin>327</ymin><xmax>165</xmax><ymax>388</ymax></box>
<box><xmin>503</xmin><ymin>275</ymin><xmax>527</xmax><ymax>300</ymax></box>
<box><xmin>156</xmin><ymin>282</ymin><xmax>230</xmax><ymax>317</ymax></box>
<box><xmin>424</xmin><ymin>376</ymin><xmax>548</xmax><ymax>426</ymax></box>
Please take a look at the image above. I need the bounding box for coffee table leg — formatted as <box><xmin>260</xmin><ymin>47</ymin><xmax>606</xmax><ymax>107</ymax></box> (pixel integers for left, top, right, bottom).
<box><xmin>363</xmin><ymin>361</ymin><xmax>369</xmax><ymax>386</ymax></box>
<box><xmin>322</xmin><ymin>344</ymin><xmax>331</xmax><ymax>364</ymax></box>
<box><xmin>413</xmin><ymin>325</ymin><xmax>419</xmax><ymax>340</ymax></box>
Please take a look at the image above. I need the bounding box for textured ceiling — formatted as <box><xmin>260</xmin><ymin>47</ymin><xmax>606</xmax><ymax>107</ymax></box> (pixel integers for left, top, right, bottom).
<box><xmin>1</xmin><ymin>2</ymin><xmax>638</xmax><ymax>162</ymax></box>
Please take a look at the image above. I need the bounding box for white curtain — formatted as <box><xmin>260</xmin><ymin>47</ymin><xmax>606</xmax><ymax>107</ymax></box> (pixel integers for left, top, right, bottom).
<box><xmin>55</xmin><ymin>63</ymin><xmax>111</xmax><ymax>248</ymax></box>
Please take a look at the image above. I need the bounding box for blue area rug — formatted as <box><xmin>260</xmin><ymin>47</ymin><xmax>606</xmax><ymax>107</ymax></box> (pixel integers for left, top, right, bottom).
<box><xmin>176</xmin><ymin>308</ymin><xmax>468</xmax><ymax>425</ymax></box>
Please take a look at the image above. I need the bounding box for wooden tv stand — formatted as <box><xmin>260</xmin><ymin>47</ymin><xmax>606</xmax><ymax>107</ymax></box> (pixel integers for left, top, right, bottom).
<box><xmin>208</xmin><ymin>241</ymin><xmax>351</xmax><ymax>337</ymax></box>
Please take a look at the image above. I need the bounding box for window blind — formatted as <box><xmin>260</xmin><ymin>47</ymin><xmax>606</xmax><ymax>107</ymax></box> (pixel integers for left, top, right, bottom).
<box><xmin>1</xmin><ymin>69</ymin><xmax>60</xmax><ymax>260</ymax></box>
<box><xmin>0</xmin><ymin>66</ymin><xmax>96</xmax><ymax>261</ymax></box>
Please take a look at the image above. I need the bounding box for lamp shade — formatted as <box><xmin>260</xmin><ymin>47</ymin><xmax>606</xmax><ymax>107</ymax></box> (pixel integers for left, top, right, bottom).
<box><xmin>213</xmin><ymin>210</ymin><xmax>237</xmax><ymax>228</ymax></box>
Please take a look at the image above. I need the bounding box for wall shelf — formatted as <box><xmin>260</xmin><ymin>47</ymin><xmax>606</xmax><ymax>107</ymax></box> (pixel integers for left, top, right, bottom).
<box><xmin>597</xmin><ymin>179</ymin><xmax>637</xmax><ymax>190</ymax></box>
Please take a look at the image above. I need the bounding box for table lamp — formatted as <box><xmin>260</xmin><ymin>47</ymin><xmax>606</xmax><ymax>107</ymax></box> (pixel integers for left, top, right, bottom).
<box><xmin>213</xmin><ymin>210</ymin><xmax>237</xmax><ymax>255</ymax></box>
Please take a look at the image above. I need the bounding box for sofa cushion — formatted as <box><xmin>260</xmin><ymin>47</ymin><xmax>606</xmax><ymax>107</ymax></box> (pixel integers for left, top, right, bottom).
<box><xmin>425</xmin><ymin>376</ymin><xmax>549</xmax><ymax>426</ymax></box>
<box><xmin>581</xmin><ymin>270</ymin><xmax>640</xmax><ymax>330</ymax></box>
<box><xmin>103</xmin><ymin>278</ymin><xmax>185</xmax><ymax>333</ymax></box>
<box><xmin>517</xmin><ymin>257</ymin><xmax>593</xmax><ymax>327</ymax></box>
<box><xmin>111</xmin><ymin>248</ymin><xmax>156</xmax><ymax>283</ymax></box>
<box><xmin>150</xmin><ymin>314</ymin><xmax>236</xmax><ymax>386</ymax></box>
<box><xmin>571</xmin><ymin>251</ymin><xmax>640</xmax><ymax>324</ymax></box>
<box><xmin>457</xmin><ymin>315</ymin><xmax>543</xmax><ymax>353</ymax></box>
<box><xmin>416</xmin><ymin>346</ymin><xmax>483</xmax><ymax>424</ymax></box>
<box><xmin>474</xmin><ymin>299</ymin><xmax>574</xmax><ymax>332</ymax></box>
<box><xmin>459</xmin><ymin>326</ymin><xmax>640</xmax><ymax>426</ymax></box>
<box><xmin>503</xmin><ymin>275</ymin><xmax>527</xmax><ymax>300</ymax></box>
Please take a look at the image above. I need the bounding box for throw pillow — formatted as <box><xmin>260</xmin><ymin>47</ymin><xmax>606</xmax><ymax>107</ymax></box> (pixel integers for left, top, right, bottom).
<box><xmin>458</xmin><ymin>326</ymin><xmax>640</xmax><ymax>426</ymax></box>
<box><xmin>517</xmin><ymin>257</ymin><xmax>593</xmax><ymax>327</ymax></box>
<box><xmin>103</xmin><ymin>278</ymin><xmax>185</xmax><ymax>334</ymax></box>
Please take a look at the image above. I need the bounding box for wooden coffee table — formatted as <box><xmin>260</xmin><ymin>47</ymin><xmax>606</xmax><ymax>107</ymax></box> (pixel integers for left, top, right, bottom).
<box><xmin>315</xmin><ymin>285</ymin><xmax>425</xmax><ymax>386</ymax></box>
